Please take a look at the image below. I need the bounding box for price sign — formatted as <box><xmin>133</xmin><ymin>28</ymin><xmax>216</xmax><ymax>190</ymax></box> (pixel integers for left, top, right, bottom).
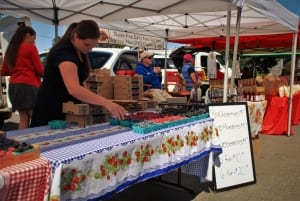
<box><xmin>208</xmin><ymin>102</ymin><xmax>256</xmax><ymax>191</ymax></box>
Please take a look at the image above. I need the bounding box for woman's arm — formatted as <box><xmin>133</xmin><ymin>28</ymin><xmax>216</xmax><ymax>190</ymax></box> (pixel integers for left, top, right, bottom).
<box><xmin>59</xmin><ymin>61</ymin><xmax>127</xmax><ymax>119</ymax></box>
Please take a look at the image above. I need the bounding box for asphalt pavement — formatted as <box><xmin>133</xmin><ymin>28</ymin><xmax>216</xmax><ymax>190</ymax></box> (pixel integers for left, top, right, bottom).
<box><xmin>3</xmin><ymin>113</ymin><xmax>300</xmax><ymax>201</ymax></box>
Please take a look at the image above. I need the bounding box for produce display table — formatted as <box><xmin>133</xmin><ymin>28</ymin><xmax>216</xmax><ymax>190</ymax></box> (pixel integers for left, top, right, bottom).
<box><xmin>7</xmin><ymin>118</ymin><xmax>222</xmax><ymax>201</ymax></box>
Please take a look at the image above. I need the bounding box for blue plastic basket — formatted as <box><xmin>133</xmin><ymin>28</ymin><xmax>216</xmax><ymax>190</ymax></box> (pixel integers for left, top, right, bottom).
<box><xmin>48</xmin><ymin>120</ymin><xmax>67</xmax><ymax>129</ymax></box>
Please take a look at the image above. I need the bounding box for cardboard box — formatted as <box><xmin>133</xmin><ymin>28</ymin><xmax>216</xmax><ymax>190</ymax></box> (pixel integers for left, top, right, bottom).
<box><xmin>85</xmin><ymin>74</ymin><xmax>105</xmax><ymax>83</ymax></box>
<box><xmin>143</xmin><ymin>100</ymin><xmax>158</xmax><ymax>109</ymax></box>
<box><xmin>85</xmin><ymin>81</ymin><xmax>101</xmax><ymax>89</ymax></box>
<box><xmin>113</xmin><ymin>75</ymin><xmax>143</xmax><ymax>100</ymax></box>
<box><xmin>0</xmin><ymin>144</ymin><xmax>40</xmax><ymax>169</ymax></box>
<box><xmin>87</xmin><ymin>69</ymin><xmax>113</xmax><ymax>99</ymax></box>
<box><xmin>91</xmin><ymin>69</ymin><xmax>110</xmax><ymax>76</ymax></box>
<box><xmin>92</xmin><ymin>114</ymin><xmax>108</xmax><ymax>124</ymax></box>
<box><xmin>63</xmin><ymin>102</ymin><xmax>90</xmax><ymax>115</ymax></box>
<box><xmin>89</xmin><ymin>105</ymin><xmax>107</xmax><ymax>114</ymax></box>
<box><xmin>65</xmin><ymin>114</ymin><xmax>93</xmax><ymax>127</ymax></box>
<box><xmin>167</xmin><ymin>97</ymin><xmax>188</xmax><ymax>104</ymax></box>
<box><xmin>131</xmin><ymin>75</ymin><xmax>143</xmax><ymax>83</ymax></box>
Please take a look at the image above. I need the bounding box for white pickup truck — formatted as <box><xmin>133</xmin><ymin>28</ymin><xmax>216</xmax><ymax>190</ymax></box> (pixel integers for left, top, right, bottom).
<box><xmin>169</xmin><ymin>46</ymin><xmax>232</xmax><ymax>81</ymax></box>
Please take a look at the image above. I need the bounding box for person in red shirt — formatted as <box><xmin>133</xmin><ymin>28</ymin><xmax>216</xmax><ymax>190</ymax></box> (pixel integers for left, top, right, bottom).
<box><xmin>1</xmin><ymin>25</ymin><xmax>44</xmax><ymax>129</ymax></box>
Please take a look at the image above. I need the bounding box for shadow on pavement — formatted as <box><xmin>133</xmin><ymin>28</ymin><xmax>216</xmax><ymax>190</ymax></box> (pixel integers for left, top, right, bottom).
<box><xmin>106</xmin><ymin>171</ymin><xmax>213</xmax><ymax>201</ymax></box>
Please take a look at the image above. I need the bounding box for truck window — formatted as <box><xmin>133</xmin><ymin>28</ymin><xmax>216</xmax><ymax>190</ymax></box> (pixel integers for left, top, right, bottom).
<box><xmin>153</xmin><ymin>58</ymin><xmax>176</xmax><ymax>69</ymax></box>
<box><xmin>88</xmin><ymin>52</ymin><xmax>112</xmax><ymax>69</ymax></box>
<box><xmin>113</xmin><ymin>52</ymin><xmax>138</xmax><ymax>73</ymax></box>
<box><xmin>201</xmin><ymin>56</ymin><xmax>208</xmax><ymax>68</ymax></box>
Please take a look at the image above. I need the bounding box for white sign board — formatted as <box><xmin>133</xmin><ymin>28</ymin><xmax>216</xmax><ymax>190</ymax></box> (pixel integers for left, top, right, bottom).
<box><xmin>105</xmin><ymin>29</ymin><xmax>164</xmax><ymax>49</ymax></box>
<box><xmin>209</xmin><ymin>103</ymin><xmax>256</xmax><ymax>190</ymax></box>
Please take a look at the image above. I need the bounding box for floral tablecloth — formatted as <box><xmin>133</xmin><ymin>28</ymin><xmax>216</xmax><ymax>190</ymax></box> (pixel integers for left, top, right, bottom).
<box><xmin>247</xmin><ymin>100</ymin><xmax>268</xmax><ymax>138</ymax></box>
<box><xmin>7</xmin><ymin>118</ymin><xmax>222</xmax><ymax>201</ymax></box>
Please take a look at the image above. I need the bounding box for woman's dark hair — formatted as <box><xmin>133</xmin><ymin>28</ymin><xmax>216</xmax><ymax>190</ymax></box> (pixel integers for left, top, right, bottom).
<box><xmin>57</xmin><ymin>22</ymin><xmax>78</xmax><ymax>44</ymax></box>
<box><xmin>5</xmin><ymin>26</ymin><xmax>36</xmax><ymax>68</ymax></box>
<box><xmin>48</xmin><ymin>20</ymin><xmax>100</xmax><ymax>74</ymax></box>
<box><xmin>51</xmin><ymin>20</ymin><xmax>100</xmax><ymax>51</ymax></box>
<box><xmin>75</xmin><ymin>20</ymin><xmax>100</xmax><ymax>40</ymax></box>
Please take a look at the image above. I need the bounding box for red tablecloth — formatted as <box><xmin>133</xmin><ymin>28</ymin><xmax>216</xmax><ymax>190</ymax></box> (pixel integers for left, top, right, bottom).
<box><xmin>261</xmin><ymin>92</ymin><xmax>300</xmax><ymax>135</ymax></box>
<box><xmin>0</xmin><ymin>158</ymin><xmax>51</xmax><ymax>201</ymax></box>
<box><xmin>292</xmin><ymin>92</ymin><xmax>300</xmax><ymax>125</ymax></box>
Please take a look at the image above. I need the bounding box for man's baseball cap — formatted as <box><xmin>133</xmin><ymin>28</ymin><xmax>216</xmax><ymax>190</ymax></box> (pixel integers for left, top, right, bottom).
<box><xmin>140</xmin><ymin>51</ymin><xmax>154</xmax><ymax>59</ymax></box>
<box><xmin>183</xmin><ymin>53</ymin><xmax>193</xmax><ymax>61</ymax></box>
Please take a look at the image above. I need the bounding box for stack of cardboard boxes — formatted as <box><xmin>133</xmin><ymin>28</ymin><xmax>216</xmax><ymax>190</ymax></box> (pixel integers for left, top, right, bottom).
<box><xmin>86</xmin><ymin>69</ymin><xmax>113</xmax><ymax>99</ymax></box>
<box><xmin>113</xmin><ymin>75</ymin><xmax>143</xmax><ymax>101</ymax></box>
<box><xmin>63</xmin><ymin>102</ymin><xmax>109</xmax><ymax>127</ymax></box>
<box><xmin>64</xmin><ymin>71</ymin><xmax>155</xmax><ymax>126</ymax></box>
<box><xmin>62</xmin><ymin>102</ymin><xmax>93</xmax><ymax>127</ymax></box>
<box><xmin>112</xmin><ymin>75</ymin><xmax>148</xmax><ymax>112</ymax></box>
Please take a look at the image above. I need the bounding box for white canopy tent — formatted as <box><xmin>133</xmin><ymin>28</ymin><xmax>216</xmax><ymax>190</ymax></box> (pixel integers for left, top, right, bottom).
<box><xmin>0</xmin><ymin>0</ymin><xmax>298</xmax><ymax>39</ymax></box>
<box><xmin>0</xmin><ymin>0</ymin><xmax>298</xmax><ymax>135</ymax></box>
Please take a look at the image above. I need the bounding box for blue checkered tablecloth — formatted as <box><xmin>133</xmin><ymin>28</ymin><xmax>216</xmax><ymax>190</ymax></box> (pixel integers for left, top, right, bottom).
<box><xmin>7</xmin><ymin>118</ymin><xmax>222</xmax><ymax>201</ymax></box>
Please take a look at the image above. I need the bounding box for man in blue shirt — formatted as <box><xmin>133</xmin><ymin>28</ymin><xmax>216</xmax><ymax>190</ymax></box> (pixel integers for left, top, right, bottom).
<box><xmin>136</xmin><ymin>51</ymin><xmax>161</xmax><ymax>91</ymax></box>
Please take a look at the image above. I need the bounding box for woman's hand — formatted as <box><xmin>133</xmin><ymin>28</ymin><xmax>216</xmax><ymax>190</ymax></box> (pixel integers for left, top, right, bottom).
<box><xmin>99</xmin><ymin>29</ymin><xmax>109</xmax><ymax>41</ymax></box>
<box><xmin>153</xmin><ymin>66</ymin><xmax>161</xmax><ymax>73</ymax></box>
<box><xmin>105</xmin><ymin>100</ymin><xmax>128</xmax><ymax>120</ymax></box>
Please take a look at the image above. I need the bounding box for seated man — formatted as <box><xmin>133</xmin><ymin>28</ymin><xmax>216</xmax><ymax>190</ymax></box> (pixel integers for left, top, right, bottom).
<box><xmin>135</xmin><ymin>51</ymin><xmax>161</xmax><ymax>91</ymax></box>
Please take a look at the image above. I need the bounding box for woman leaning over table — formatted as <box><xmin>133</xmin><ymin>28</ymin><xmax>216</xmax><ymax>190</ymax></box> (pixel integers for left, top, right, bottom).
<box><xmin>30</xmin><ymin>20</ymin><xmax>127</xmax><ymax>127</ymax></box>
<box><xmin>1</xmin><ymin>25</ymin><xmax>44</xmax><ymax>129</ymax></box>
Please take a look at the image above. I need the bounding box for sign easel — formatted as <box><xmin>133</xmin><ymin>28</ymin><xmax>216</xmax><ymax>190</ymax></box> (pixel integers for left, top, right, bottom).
<box><xmin>208</xmin><ymin>102</ymin><xmax>256</xmax><ymax>191</ymax></box>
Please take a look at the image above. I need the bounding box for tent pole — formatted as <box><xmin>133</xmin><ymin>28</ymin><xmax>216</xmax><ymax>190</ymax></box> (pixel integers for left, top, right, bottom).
<box><xmin>230</xmin><ymin>6</ymin><xmax>242</xmax><ymax>93</ymax></box>
<box><xmin>223</xmin><ymin>9</ymin><xmax>231</xmax><ymax>103</ymax></box>
<box><xmin>287</xmin><ymin>32</ymin><xmax>298</xmax><ymax>136</ymax></box>
<box><xmin>164</xmin><ymin>29</ymin><xmax>169</xmax><ymax>91</ymax></box>
<box><xmin>52</xmin><ymin>0</ymin><xmax>59</xmax><ymax>40</ymax></box>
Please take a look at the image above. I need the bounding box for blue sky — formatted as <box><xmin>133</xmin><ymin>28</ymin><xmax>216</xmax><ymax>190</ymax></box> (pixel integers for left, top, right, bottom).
<box><xmin>277</xmin><ymin>0</ymin><xmax>299</xmax><ymax>16</ymax></box>
<box><xmin>32</xmin><ymin>0</ymin><xmax>299</xmax><ymax>52</ymax></box>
